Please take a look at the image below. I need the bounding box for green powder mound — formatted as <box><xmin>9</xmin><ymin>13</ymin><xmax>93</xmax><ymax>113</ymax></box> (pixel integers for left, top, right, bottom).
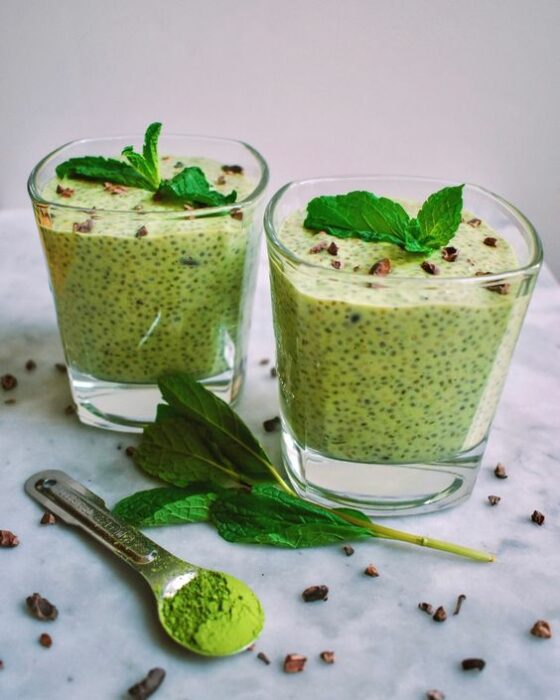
<box><xmin>160</xmin><ymin>570</ymin><xmax>264</xmax><ymax>656</ymax></box>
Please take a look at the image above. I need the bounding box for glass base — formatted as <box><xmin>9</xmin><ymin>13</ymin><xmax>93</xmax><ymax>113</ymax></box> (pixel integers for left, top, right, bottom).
<box><xmin>69</xmin><ymin>366</ymin><xmax>243</xmax><ymax>433</ymax></box>
<box><xmin>281</xmin><ymin>429</ymin><xmax>485</xmax><ymax>516</ymax></box>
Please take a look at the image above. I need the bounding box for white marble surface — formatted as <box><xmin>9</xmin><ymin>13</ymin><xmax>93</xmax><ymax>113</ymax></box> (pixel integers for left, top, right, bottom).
<box><xmin>1</xmin><ymin>209</ymin><xmax>559</xmax><ymax>700</ymax></box>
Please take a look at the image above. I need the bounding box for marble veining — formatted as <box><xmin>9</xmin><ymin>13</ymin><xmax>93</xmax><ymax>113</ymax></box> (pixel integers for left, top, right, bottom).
<box><xmin>0</xmin><ymin>210</ymin><xmax>559</xmax><ymax>700</ymax></box>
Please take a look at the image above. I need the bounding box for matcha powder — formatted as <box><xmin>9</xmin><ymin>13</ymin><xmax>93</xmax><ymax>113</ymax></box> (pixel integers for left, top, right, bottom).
<box><xmin>160</xmin><ymin>570</ymin><xmax>264</xmax><ymax>656</ymax></box>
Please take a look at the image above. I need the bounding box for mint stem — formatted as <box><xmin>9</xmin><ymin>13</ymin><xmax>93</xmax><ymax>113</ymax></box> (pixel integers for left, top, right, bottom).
<box><xmin>266</xmin><ymin>461</ymin><xmax>494</xmax><ymax>563</ymax></box>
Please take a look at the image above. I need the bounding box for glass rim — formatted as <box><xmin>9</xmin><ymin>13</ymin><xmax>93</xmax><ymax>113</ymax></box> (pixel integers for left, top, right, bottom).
<box><xmin>264</xmin><ymin>174</ymin><xmax>543</xmax><ymax>286</ymax></box>
<box><xmin>27</xmin><ymin>132</ymin><xmax>269</xmax><ymax>217</ymax></box>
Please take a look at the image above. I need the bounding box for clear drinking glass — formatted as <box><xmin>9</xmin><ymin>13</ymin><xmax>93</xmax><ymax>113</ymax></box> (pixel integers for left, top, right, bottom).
<box><xmin>264</xmin><ymin>176</ymin><xmax>542</xmax><ymax>515</ymax></box>
<box><xmin>28</xmin><ymin>134</ymin><xmax>268</xmax><ymax>432</ymax></box>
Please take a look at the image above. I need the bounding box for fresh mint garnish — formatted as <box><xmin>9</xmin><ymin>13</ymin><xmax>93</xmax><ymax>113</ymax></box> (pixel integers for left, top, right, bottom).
<box><xmin>209</xmin><ymin>484</ymin><xmax>373</xmax><ymax>548</ymax></box>
<box><xmin>157</xmin><ymin>166</ymin><xmax>237</xmax><ymax>207</ymax></box>
<box><xmin>114</xmin><ymin>372</ymin><xmax>494</xmax><ymax>561</ymax></box>
<box><xmin>121</xmin><ymin>121</ymin><xmax>162</xmax><ymax>191</ymax></box>
<box><xmin>304</xmin><ymin>185</ymin><xmax>464</xmax><ymax>254</ymax></box>
<box><xmin>56</xmin><ymin>156</ymin><xmax>153</xmax><ymax>190</ymax></box>
<box><xmin>55</xmin><ymin>122</ymin><xmax>237</xmax><ymax>206</ymax></box>
<box><xmin>113</xmin><ymin>483</ymin><xmax>220</xmax><ymax>527</ymax></box>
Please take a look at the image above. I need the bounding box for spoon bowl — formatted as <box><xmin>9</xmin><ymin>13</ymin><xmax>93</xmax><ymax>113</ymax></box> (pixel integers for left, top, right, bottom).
<box><xmin>25</xmin><ymin>470</ymin><xmax>264</xmax><ymax>656</ymax></box>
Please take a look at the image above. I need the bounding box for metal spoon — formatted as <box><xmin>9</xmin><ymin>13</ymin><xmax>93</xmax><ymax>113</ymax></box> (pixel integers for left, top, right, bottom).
<box><xmin>25</xmin><ymin>470</ymin><xmax>264</xmax><ymax>656</ymax></box>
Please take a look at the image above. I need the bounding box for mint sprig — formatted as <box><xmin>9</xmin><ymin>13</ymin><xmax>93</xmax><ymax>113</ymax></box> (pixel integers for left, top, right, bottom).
<box><xmin>55</xmin><ymin>122</ymin><xmax>237</xmax><ymax>206</ymax></box>
<box><xmin>115</xmin><ymin>373</ymin><xmax>494</xmax><ymax>562</ymax></box>
<box><xmin>304</xmin><ymin>185</ymin><xmax>464</xmax><ymax>254</ymax></box>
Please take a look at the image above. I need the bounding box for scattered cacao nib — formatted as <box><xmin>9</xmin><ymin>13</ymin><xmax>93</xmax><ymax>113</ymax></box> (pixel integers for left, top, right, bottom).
<box><xmin>331</xmin><ymin>260</ymin><xmax>343</xmax><ymax>270</ymax></box>
<box><xmin>72</xmin><ymin>219</ymin><xmax>94</xmax><ymax>233</ymax></box>
<box><xmin>56</xmin><ymin>184</ymin><xmax>75</xmax><ymax>198</ymax></box>
<box><xmin>215</xmin><ymin>175</ymin><xmax>227</xmax><ymax>186</ymax></box>
<box><xmin>461</xmin><ymin>658</ymin><xmax>486</xmax><ymax>672</ymax></box>
<box><xmin>488</xmin><ymin>495</ymin><xmax>501</xmax><ymax>506</ymax></box>
<box><xmin>442</xmin><ymin>246</ymin><xmax>458</xmax><ymax>262</ymax></box>
<box><xmin>221</xmin><ymin>164</ymin><xmax>244</xmax><ymax>175</ymax></box>
<box><xmin>320</xmin><ymin>651</ymin><xmax>335</xmax><ymax>664</ymax></box>
<box><xmin>128</xmin><ymin>667</ymin><xmax>166</xmax><ymax>699</ymax></box>
<box><xmin>1</xmin><ymin>374</ymin><xmax>17</xmax><ymax>391</ymax></box>
<box><xmin>230</xmin><ymin>208</ymin><xmax>244</xmax><ymax>221</ymax></box>
<box><xmin>453</xmin><ymin>594</ymin><xmax>466</xmax><ymax>616</ymax></box>
<box><xmin>26</xmin><ymin>593</ymin><xmax>58</xmax><ymax>621</ymax></box>
<box><xmin>342</xmin><ymin>545</ymin><xmax>354</xmax><ymax>557</ymax></box>
<box><xmin>136</xmin><ymin>226</ymin><xmax>149</xmax><ymax>238</ymax></box>
<box><xmin>364</xmin><ymin>565</ymin><xmax>379</xmax><ymax>577</ymax></box>
<box><xmin>494</xmin><ymin>462</ymin><xmax>508</xmax><ymax>479</ymax></box>
<box><xmin>257</xmin><ymin>652</ymin><xmax>271</xmax><ymax>665</ymax></box>
<box><xmin>125</xmin><ymin>446</ymin><xmax>136</xmax><ymax>458</ymax></box>
<box><xmin>65</xmin><ymin>403</ymin><xmax>77</xmax><ymax>416</ymax></box>
<box><xmin>103</xmin><ymin>182</ymin><xmax>128</xmax><ymax>195</ymax></box>
<box><xmin>530</xmin><ymin>620</ymin><xmax>552</xmax><ymax>639</ymax></box>
<box><xmin>263</xmin><ymin>416</ymin><xmax>281</xmax><ymax>433</ymax></box>
<box><xmin>55</xmin><ymin>363</ymin><xmax>67</xmax><ymax>373</ymax></box>
<box><xmin>302</xmin><ymin>585</ymin><xmax>329</xmax><ymax>602</ymax></box>
<box><xmin>531</xmin><ymin>510</ymin><xmax>545</xmax><ymax>526</ymax></box>
<box><xmin>40</xmin><ymin>512</ymin><xmax>57</xmax><ymax>525</ymax></box>
<box><xmin>369</xmin><ymin>258</ymin><xmax>392</xmax><ymax>276</ymax></box>
<box><xmin>327</xmin><ymin>241</ymin><xmax>339</xmax><ymax>256</ymax></box>
<box><xmin>259</xmin><ymin>358</ymin><xmax>270</xmax><ymax>366</ymax></box>
<box><xmin>0</xmin><ymin>530</ymin><xmax>19</xmax><ymax>547</ymax></box>
<box><xmin>421</xmin><ymin>261</ymin><xmax>439</xmax><ymax>275</ymax></box>
<box><xmin>467</xmin><ymin>218</ymin><xmax>482</xmax><ymax>228</ymax></box>
<box><xmin>483</xmin><ymin>237</ymin><xmax>497</xmax><ymax>247</ymax></box>
<box><xmin>433</xmin><ymin>606</ymin><xmax>447</xmax><ymax>622</ymax></box>
<box><xmin>25</xmin><ymin>359</ymin><xmax>37</xmax><ymax>371</ymax></box>
<box><xmin>283</xmin><ymin>654</ymin><xmax>307</xmax><ymax>673</ymax></box>
<box><xmin>418</xmin><ymin>602</ymin><xmax>434</xmax><ymax>615</ymax></box>
<box><xmin>270</xmin><ymin>367</ymin><xmax>278</xmax><ymax>378</ymax></box>
<box><xmin>426</xmin><ymin>691</ymin><xmax>445</xmax><ymax>700</ymax></box>
<box><xmin>309</xmin><ymin>241</ymin><xmax>328</xmax><ymax>254</ymax></box>
<box><xmin>39</xmin><ymin>633</ymin><xmax>52</xmax><ymax>648</ymax></box>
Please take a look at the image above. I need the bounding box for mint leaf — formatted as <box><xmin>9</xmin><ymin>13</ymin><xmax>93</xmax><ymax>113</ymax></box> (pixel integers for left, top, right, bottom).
<box><xmin>134</xmin><ymin>404</ymin><xmax>241</xmax><ymax>487</ymax></box>
<box><xmin>121</xmin><ymin>121</ymin><xmax>162</xmax><ymax>191</ymax></box>
<box><xmin>55</xmin><ymin>156</ymin><xmax>152</xmax><ymax>189</ymax></box>
<box><xmin>416</xmin><ymin>185</ymin><xmax>464</xmax><ymax>249</ymax></box>
<box><xmin>305</xmin><ymin>191</ymin><xmax>409</xmax><ymax>247</ymax></box>
<box><xmin>209</xmin><ymin>484</ymin><xmax>373</xmax><ymax>548</ymax></box>
<box><xmin>113</xmin><ymin>483</ymin><xmax>219</xmax><ymax>527</ymax></box>
<box><xmin>304</xmin><ymin>186</ymin><xmax>464</xmax><ymax>254</ymax></box>
<box><xmin>157</xmin><ymin>374</ymin><xmax>271</xmax><ymax>482</ymax></box>
<box><xmin>157</xmin><ymin>167</ymin><xmax>237</xmax><ymax>207</ymax></box>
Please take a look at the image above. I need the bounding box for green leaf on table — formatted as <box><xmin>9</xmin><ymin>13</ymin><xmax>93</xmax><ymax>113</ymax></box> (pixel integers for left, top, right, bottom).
<box><xmin>113</xmin><ymin>483</ymin><xmax>220</xmax><ymax>527</ymax></box>
<box><xmin>304</xmin><ymin>185</ymin><xmax>464</xmax><ymax>254</ymax></box>
<box><xmin>209</xmin><ymin>484</ymin><xmax>374</xmax><ymax>548</ymax></box>
<box><xmin>157</xmin><ymin>374</ymin><xmax>272</xmax><ymax>482</ymax></box>
<box><xmin>55</xmin><ymin>156</ymin><xmax>153</xmax><ymax>190</ymax></box>
<box><xmin>134</xmin><ymin>404</ymin><xmax>242</xmax><ymax>487</ymax></box>
<box><xmin>157</xmin><ymin>166</ymin><xmax>237</xmax><ymax>207</ymax></box>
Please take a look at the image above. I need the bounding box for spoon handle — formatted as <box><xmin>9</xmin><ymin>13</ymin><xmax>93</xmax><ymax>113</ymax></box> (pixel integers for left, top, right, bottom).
<box><xmin>25</xmin><ymin>470</ymin><xmax>189</xmax><ymax>585</ymax></box>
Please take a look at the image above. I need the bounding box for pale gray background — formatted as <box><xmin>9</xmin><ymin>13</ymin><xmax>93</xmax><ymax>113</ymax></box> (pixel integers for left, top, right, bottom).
<box><xmin>1</xmin><ymin>0</ymin><xmax>559</xmax><ymax>276</ymax></box>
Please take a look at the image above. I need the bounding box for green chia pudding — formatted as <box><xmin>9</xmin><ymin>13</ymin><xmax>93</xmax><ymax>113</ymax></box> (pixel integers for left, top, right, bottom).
<box><xmin>270</xmin><ymin>205</ymin><xmax>529</xmax><ymax>463</ymax></box>
<box><xmin>37</xmin><ymin>158</ymin><xmax>257</xmax><ymax>383</ymax></box>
